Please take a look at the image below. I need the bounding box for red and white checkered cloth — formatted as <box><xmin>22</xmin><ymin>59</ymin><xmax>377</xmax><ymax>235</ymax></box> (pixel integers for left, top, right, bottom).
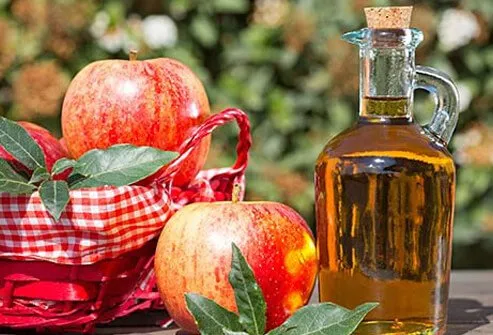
<box><xmin>0</xmin><ymin>108</ymin><xmax>250</xmax><ymax>265</ymax></box>
<box><xmin>0</xmin><ymin>185</ymin><xmax>172</xmax><ymax>264</ymax></box>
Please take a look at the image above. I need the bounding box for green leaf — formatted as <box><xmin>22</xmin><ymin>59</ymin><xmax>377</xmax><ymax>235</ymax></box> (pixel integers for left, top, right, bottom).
<box><xmin>39</xmin><ymin>181</ymin><xmax>70</xmax><ymax>221</ymax></box>
<box><xmin>0</xmin><ymin>159</ymin><xmax>28</xmax><ymax>181</ymax></box>
<box><xmin>212</xmin><ymin>0</ymin><xmax>249</xmax><ymax>13</ymax></box>
<box><xmin>222</xmin><ymin>329</ymin><xmax>249</xmax><ymax>335</ymax></box>
<box><xmin>0</xmin><ymin>117</ymin><xmax>46</xmax><ymax>170</ymax></box>
<box><xmin>0</xmin><ymin>159</ymin><xmax>36</xmax><ymax>195</ymax></box>
<box><xmin>51</xmin><ymin>158</ymin><xmax>76</xmax><ymax>176</ymax></box>
<box><xmin>70</xmin><ymin>144</ymin><xmax>178</xmax><ymax>189</ymax></box>
<box><xmin>267</xmin><ymin>302</ymin><xmax>379</xmax><ymax>335</ymax></box>
<box><xmin>185</xmin><ymin>293</ymin><xmax>243</xmax><ymax>335</ymax></box>
<box><xmin>30</xmin><ymin>167</ymin><xmax>50</xmax><ymax>184</ymax></box>
<box><xmin>229</xmin><ymin>243</ymin><xmax>266</xmax><ymax>335</ymax></box>
<box><xmin>191</xmin><ymin>16</ymin><xmax>219</xmax><ymax>47</ymax></box>
<box><xmin>67</xmin><ymin>173</ymin><xmax>86</xmax><ymax>187</ymax></box>
<box><xmin>170</xmin><ymin>0</ymin><xmax>195</xmax><ymax>17</ymax></box>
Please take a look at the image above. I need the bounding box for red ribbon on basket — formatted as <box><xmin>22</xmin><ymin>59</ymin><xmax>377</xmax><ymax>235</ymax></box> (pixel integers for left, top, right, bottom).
<box><xmin>0</xmin><ymin>108</ymin><xmax>251</xmax><ymax>265</ymax></box>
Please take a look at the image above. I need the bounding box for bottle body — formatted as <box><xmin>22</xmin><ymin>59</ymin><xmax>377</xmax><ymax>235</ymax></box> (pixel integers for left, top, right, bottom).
<box><xmin>315</xmin><ymin>116</ymin><xmax>455</xmax><ymax>334</ymax></box>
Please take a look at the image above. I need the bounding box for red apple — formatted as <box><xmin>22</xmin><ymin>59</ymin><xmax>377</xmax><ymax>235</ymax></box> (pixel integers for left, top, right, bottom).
<box><xmin>0</xmin><ymin>121</ymin><xmax>69</xmax><ymax>176</ymax></box>
<box><xmin>59</xmin><ymin>137</ymin><xmax>68</xmax><ymax>155</ymax></box>
<box><xmin>154</xmin><ymin>189</ymin><xmax>318</xmax><ymax>333</ymax></box>
<box><xmin>61</xmin><ymin>53</ymin><xmax>210</xmax><ymax>186</ymax></box>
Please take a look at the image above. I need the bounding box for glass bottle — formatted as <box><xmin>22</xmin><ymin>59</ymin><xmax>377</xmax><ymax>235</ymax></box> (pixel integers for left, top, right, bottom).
<box><xmin>315</xmin><ymin>27</ymin><xmax>459</xmax><ymax>335</ymax></box>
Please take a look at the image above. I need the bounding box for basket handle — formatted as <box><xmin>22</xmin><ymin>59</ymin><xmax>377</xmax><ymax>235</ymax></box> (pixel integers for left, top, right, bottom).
<box><xmin>156</xmin><ymin>108</ymin><xmax>251</xmax><ymax>185</ymax></box>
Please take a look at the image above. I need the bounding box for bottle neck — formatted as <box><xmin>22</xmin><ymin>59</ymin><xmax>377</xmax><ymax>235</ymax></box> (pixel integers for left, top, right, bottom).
<box><xmin>359</xmin><ymin>42</ymin><xmax>415</xmax><ymax>120</ymax></box>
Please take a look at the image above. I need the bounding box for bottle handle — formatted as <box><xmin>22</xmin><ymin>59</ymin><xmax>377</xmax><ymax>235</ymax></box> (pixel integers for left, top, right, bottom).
<box><xmin>415</xmin><ymin>65</ymin><xmax>460</xmax><ymax>145</ymax></box>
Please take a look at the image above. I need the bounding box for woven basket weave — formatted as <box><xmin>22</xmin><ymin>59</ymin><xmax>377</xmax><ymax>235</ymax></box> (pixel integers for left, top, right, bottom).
<box><xmin>0</xmin><ymin>108</ymin><xmax>251</xmax><ymax>333</ymax></box>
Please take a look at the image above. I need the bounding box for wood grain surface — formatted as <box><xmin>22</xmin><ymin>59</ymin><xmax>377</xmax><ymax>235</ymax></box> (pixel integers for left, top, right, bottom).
<box><xmin>92</xmin><ymin>270</ymin><xmax>493</xmax><ymax>335</ymax></box>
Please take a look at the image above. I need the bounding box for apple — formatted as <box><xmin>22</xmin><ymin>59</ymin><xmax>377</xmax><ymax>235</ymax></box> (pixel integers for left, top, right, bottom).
<box><xmin>0</xmin><ymin>121</ymin><xmax>69</xmax><ymax>176</ymax></box>
<box><xmin>59</xmin><ymin>137</ymin><xmax>68</xmax><ymax>154</ymax></box>
<box><xmin>154</xmin><ymin>186</ymin><xmax>318</xmax><ymax>333</ymax></box>
<box><xmin>61</xmin><ymin>52</ymin><xmax>210</xmax><ymax>186</ymax></box>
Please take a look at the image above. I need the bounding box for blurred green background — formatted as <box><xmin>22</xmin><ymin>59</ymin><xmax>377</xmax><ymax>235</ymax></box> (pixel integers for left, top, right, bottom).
<box><xmin>0</xmin><ymin>0</ymin><xmax>492</xmax><ymax>268</ymax></box>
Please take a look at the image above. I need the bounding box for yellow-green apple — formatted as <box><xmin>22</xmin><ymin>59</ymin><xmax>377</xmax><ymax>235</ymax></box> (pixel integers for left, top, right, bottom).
<box><xmin>61</xmin><ymin>52</ymin><xmax>210</xmax><ymax>186</ymax></box>
<box><xmin>154</xmin><ymin>187</ymin><xmax>318</xmax><ymax>333</ymax></box>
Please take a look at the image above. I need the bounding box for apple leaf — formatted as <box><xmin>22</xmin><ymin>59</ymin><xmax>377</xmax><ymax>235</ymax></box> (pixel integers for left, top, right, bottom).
<box><xmin>229</xmin><ymin>243</ymin><xmax>266</xmax><ymax>335</ymax></box>
<box><xmin>39</xmin><ymin>180</ymin><xmax>70</xmax><ymax>221</ymax></box>
<box><xmin>186</xmin><ymin>244</ymin><xmax>377</xmax><ymax>335</ymax></box>
<box><xmin>69</xmin><ymin>144</ymin><xmax>178</xmax><ymax>189</ymax></box>
<box><xmin>0</xmin><ymin>158</ymin><xmax>36</xmax><ymax>195</ymax></box>
<box><xmin>185</xmin><ymin>293</ymin><xmax>243</xmax><ymax>335</ymax></box>
<box><xmin>266</xmin><ymin>302</ymin><xmax>379</xmax><ymax>335</ymax></box>
<box><xmin>30</xmin><ymin>167</ymin><xmax>50</xmax><ymax>184</ymax></box>
<box><xmin>0</xmin><ymin>116</ymin><xmax>46</xmax><ymax>170</ymax></box>
<box><xmin>51</xmin><ymin>158</ymin><xmax>76</xmax><ymax>176</ymax></box>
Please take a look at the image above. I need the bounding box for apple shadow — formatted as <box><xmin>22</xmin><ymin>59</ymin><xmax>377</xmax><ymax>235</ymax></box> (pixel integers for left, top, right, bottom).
<box><xmin>446</xmin><ymin>298</ymin><xmax>493</xmax><ymax>335</ymax></box>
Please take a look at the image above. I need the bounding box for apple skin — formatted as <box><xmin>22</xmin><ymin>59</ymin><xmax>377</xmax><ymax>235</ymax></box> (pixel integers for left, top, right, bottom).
<box><xmin>0</xmin><ymin>121</ymin><xmax>69</xmax><ymax>178</ymax></box>
<box><xmin>59</xmin><ymin>137</ymin><xmax>68</xmax><ymax>154</ymax></box>
<box><xmin>154</xmin><ymin>201</ymin><xmax>318</xmax><ymax>333</ymax></box>
<box><xmin>61</xmin><ymin>57</ymin><xmax>210</xmax><ymax>186</ymax></box>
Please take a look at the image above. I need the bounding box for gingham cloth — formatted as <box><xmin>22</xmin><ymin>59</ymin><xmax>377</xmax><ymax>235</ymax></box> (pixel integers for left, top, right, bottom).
<box><xmin>0</xmin><ymin>108</ymin><xmax>250</xmax><ymax>265</ymax></box>
<box><xmin>0</xmin><ymin>184</ymin><xmax>172</xmax><ymax>264</ymax></box>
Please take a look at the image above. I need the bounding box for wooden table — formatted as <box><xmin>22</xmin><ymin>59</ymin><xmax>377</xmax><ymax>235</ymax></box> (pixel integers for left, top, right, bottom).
<box><xmin>0</xmin><ymin>270</ymin><xmax>493</xmax><ymax>335</ymax></box>
<box><xmin>96</xmin><ymin>270</ymin><xmax>492</xmax><ymax>335</ymax></box>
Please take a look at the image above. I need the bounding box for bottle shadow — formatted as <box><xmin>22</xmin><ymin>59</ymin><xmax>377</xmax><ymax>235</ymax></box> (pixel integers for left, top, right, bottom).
<box><xmin>447</xmin><ymin>298</ymin><xmax>493</xmax><ymax>335</ymax></box>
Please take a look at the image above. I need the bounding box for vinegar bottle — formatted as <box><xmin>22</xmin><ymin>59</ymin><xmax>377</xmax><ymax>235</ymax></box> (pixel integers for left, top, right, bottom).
<box><xmin>315</xmin><ymin>6</ymin><xmax>459</xmax><ymax>335</ymax></box>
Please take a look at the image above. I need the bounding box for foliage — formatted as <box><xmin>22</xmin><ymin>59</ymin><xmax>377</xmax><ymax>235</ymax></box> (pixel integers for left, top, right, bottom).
<box><xmin>186</xmin><ymin>243</ymin><xmax>377</xmax><ymax>334</ymax></box>
<box><xmin>0</xmin><ymin>116</ymin><xmax>177</xmax><ymax>220</ymax></box>
<box><xmin>0</xmin><ymin>0</ymin><xmax>492</xmax><ymax>267</ymax></box>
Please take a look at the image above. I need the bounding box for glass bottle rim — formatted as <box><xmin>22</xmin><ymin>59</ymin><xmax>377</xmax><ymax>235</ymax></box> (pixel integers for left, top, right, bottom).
<box><xmin>342</xmin><ymin>28</ymin><xmax>424</xmax><ymax>49</ymax></box>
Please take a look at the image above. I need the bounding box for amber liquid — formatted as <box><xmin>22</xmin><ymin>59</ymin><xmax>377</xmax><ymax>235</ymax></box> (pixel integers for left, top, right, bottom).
<box><xmin>315</xmin><ymin>98</ymin><xmax>455</xmax><ymax>335</ymax></box>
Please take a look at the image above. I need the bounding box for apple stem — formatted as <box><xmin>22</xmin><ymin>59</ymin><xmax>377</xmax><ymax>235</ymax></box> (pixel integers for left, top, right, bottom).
<box><xmin>129</xmin><ymin>49</ymin><xmax>138</xmax><ymax>61</ymax></box>
<box><xmin>232</xmin><ymin>183</ymin><xmax>242</xmax><ymax>204</ymax></box>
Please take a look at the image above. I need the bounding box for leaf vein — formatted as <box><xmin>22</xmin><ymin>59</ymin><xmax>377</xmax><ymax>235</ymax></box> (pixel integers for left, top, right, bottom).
<box><xmin>0</xmin><ymin>130</ymin><xmax>43</xmax><ymax>168</ymax></box>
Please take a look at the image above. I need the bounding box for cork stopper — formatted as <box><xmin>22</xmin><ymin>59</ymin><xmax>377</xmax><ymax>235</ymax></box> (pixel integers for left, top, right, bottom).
<box><xmin>364</xmin><ymin>6</ymin><xmax>413</xmax><ymax>29</ymax></box>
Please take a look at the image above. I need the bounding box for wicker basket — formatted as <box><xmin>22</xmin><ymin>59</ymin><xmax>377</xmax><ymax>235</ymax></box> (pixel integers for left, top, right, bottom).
<box><xmin>0</xmin><ymin>108</ymin><xmax>251</xmax><ymax>333</ymax></box>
